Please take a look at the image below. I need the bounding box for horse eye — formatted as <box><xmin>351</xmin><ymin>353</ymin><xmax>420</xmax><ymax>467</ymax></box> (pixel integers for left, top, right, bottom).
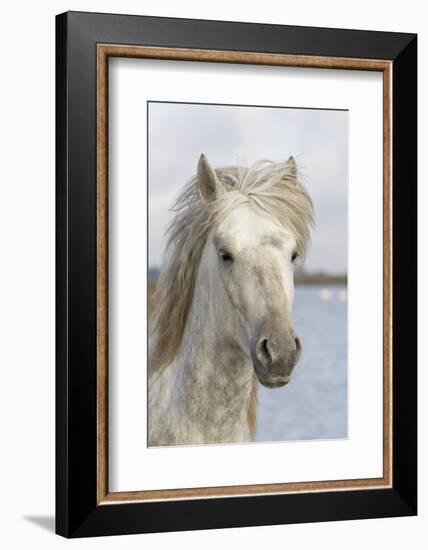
<box><xmin>291</xmin><ymin>251</ymin><xmax>298</xmax><ymax>263</ymax></box>
<box><xmin>219</xmin><ymin>249</ymin><xmax>234</xmax><ymax>263</ymax></box>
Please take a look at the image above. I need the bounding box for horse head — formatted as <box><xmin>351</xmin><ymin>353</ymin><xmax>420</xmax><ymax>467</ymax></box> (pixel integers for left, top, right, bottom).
<box><xmin>197</xmin><ymin>154</ymin><xmax>312</xmax><ymax>388</ymax></box>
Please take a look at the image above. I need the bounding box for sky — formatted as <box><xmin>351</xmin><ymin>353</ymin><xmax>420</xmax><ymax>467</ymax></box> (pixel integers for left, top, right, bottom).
<box><xmin>148</xmin><ymin>102</ymin><xmax>348</xmax><ymax>274</ymax></box>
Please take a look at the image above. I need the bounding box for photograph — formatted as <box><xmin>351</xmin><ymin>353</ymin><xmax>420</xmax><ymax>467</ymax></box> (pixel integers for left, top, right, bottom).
<box><xmin>0</xmin><ymin>0</ymin><xmax>421</xmax><ymax>545</ymax></box>
<box><xmin>147</xmin><ymin>101</ymin><xmax>348</xmax><ymax>447</ymax></box>
<box><xmin>50</xmin><ymin>8</ymin><xmax>417</xmax><ymax>538</ymax></box>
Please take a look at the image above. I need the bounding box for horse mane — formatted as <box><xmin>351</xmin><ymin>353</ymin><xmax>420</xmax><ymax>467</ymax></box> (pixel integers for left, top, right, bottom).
<box><xmin>247</xmin><ymin>375</ymin><xmax>258</xmax><ymax>437</ymax></box>
<box><xmin>149</xmin><ymin>159</ymin><xmax>314</xmax><ymax>375</ymax></box>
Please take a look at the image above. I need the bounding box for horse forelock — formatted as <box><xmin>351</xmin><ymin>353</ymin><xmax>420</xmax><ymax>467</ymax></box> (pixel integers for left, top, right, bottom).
<box><xmin>149</xmin><ymin>159</ymin><xmax>314</xmax><ymax>374</ymax></box>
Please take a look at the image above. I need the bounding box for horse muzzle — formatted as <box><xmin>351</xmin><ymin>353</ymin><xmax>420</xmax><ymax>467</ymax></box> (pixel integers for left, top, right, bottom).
<box><xmin>251</xmin><ymin>330</ymin><xmax>302</xmax><ymax>388</ymax></box>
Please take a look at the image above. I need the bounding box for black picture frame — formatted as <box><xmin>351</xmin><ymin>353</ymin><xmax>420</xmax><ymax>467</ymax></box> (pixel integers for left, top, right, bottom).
<box><xmin>56</xmin><ymin>11</ymin><xmax>417</xmax><ymax>538</ymax></box>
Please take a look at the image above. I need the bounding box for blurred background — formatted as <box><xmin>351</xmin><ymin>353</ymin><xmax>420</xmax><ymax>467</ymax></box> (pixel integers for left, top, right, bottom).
<box><xmin>148</xmin><ymin>101</ymin><xmax>348</xmax><ymax>442</ymax></box>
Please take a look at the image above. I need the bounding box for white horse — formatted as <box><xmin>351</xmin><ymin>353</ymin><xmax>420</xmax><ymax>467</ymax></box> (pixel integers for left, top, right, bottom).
<box><xmin>148</xmin><ymin>154</ymin><xmax>313</xmax><ymax>446</ymax></box>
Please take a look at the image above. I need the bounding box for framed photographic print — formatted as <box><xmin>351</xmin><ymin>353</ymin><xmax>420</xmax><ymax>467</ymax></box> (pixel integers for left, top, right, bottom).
<box><xmin>56</xmin><ymin>11</ymin><xmax>417</xmax><ymax>538</ymax></box>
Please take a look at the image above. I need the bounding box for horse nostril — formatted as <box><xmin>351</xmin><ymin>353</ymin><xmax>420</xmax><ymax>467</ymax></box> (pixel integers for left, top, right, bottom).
<box><xmin>259</xmin><ymin>338</ymin><xmax>272</xmax><ymax>362</ymax></box>
<box><xmin>255</xmin><ymin>336</ymin><xmax>300</xmax><ymax>368</ymax></box>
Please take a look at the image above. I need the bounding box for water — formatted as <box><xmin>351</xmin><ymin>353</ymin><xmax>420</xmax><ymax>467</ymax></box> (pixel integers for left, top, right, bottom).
<box><xmin>255</xmin><ymin>285</ymin><xmax>348</xmax><ymax>442</ymax></box>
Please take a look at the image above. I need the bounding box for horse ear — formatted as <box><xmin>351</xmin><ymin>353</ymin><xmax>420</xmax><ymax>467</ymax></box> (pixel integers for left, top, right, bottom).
<box><xmin>197</xmin><ymin>154</ymin><xmax>224</xmax><ymax>205</ymax></box>
<box><xmin>285</xmin><ymin>156</ymin><xmax>298</xmax><ymax>182</ymax></box>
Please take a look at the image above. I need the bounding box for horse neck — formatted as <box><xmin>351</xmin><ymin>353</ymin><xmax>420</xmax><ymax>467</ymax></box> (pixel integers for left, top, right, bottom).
<box><xmin>173</xmin><ymin>240</ymin><xmax>256</xmax><ymax>442</ymax></box>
